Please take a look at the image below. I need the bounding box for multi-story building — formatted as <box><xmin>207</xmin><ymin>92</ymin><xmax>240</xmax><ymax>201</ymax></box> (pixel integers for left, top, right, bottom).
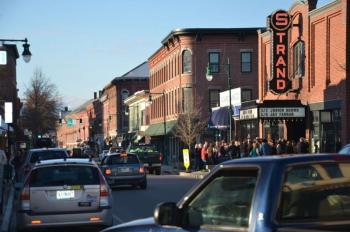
<box><xmin>100</xmin><ymin>62</ymin><xmax>149</xmax><ymax>144</ymax></box>
<box><xmin>255</xmin><ymin>0</ymin><xmax>349</xmax><ymax>152</ymax></box>
<box><xmin>147</xmin><ymin>28</ymin><xmax>264</xmax><ymax>164</ymax></box>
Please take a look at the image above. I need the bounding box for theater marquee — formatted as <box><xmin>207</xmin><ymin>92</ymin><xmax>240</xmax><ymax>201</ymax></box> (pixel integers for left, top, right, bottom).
<box><xmin>269</xmin><ymin>10</ymin><xmax>292</xmax><ymax>94</ymax></box>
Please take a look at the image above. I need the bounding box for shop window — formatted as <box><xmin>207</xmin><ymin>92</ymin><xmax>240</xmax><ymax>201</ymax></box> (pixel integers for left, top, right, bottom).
<box><xmin>241</xmin><ymin>89</ymin><xmax>252</xmax><ymax>102</ymax></box>
<box><xmin>293</xmin><ymin>41</ymin><xmax>305</xmax><ymax>78</ymax></box>
<box><xmin>209</xmin><ymin>52</ymin><xmax>220</xmax><ymax>73</ymax></box>
<box><xmin>321</xmin><ymin>111</ymin><xmax>331</xmax><ymax>123</ymax></box>
<box><xmin>209</xmin><ymin>89</ymin><xmax>220</xmax><ymax>108</ymax></box>
<box><xmin>182</xmin><ymin>50</ymin><xmax>192</xmax><ymax>73</ymax></box>
<box><xmin>241</xmin><ymin>52</ymin><xmax>252</xmax><ymax>73</ymax></box>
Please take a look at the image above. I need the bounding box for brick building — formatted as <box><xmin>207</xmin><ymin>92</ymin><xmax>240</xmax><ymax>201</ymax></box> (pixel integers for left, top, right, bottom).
<box><xmin>100</xmin><ymin>62</ymin><xmax>149</xmax><ymax>144</ymax></box>
<box><xmin>0</xmin><ymin>44</ymin><xmax>22</xmax><ymax>151</ymax></box>
<box><xmin>147</xmin><ymin>28</ymin><xmax>263</xmax><ymax>165</ymax></box>
<box><xmin>254</xmin><ymin>0</ymin><xmax>349</xmax><ymax>152</ymax></box>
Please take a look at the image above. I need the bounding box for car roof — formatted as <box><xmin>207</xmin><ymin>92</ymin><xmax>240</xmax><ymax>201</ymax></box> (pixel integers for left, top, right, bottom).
<box><xmin>33</xmin><ymin>158</ymin><xmax>96</xmax><ymax>167</ymax></box>
<box><xmin>222</xmin><ymin>153</ymin><xmax>346</xmax><ymax>166</ymax></box>
<box><xmin>29</xmin><ymin>148</ymin><xmax>67</xmax><ymax>152</ymax></box>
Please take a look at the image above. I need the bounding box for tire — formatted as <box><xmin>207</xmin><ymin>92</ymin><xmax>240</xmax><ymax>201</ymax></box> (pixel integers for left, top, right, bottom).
<box><xmin>140</xmin><ymin>181</ymin><xmax>147</xmax><ymax>189</ymax></box>
<box><xmin>155</xmin><ymin>168</ymin><xmax>161</xmax><ymax>175</ymax></box>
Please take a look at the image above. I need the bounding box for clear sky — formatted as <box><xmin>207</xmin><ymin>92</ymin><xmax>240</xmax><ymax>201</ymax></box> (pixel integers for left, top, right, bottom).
<box><xmin>0</xmin><ymin>0</ymin><xmax>333</xmax><ymax>109</ymax></box>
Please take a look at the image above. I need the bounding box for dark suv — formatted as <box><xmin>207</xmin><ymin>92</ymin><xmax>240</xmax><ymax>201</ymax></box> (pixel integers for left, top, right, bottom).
<box><xmin>127</xmin><ymin>144</ymin><xmax>162</xmax><ymax>175</ymax></box>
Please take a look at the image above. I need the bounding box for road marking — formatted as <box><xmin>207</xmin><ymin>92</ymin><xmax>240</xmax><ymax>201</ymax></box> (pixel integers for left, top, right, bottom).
<box><xmin>113</xmin><ymin>215</ymin><xmax>124</xmax><ymax>224</ymax></box>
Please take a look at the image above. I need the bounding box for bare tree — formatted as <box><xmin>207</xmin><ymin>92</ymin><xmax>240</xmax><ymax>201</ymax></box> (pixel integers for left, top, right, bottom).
<box><xmin>173</xmin><ymin>105</ymin><xmax>207</xmax><ymax>153</ymax></box>
<box><xmin>22</xmin><ymin>68</ymin><xmax>62</xmax><ymax>138</ymax></box>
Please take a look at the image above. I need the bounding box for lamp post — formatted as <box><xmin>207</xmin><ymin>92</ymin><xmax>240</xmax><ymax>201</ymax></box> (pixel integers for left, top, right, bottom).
<box><xmin>0</xmin><ymin>38</ymin><xmax>32</xmax><ymax>63</ymax></box>
<box><xmin>148</xmin><ymin>90</ymin><xmax>166</xmax><ymax>164</ymax></box>
<box><xmin>206</xmin><ymin>58</ymin><xmax>232</xmax><ymax>142</ymax></box>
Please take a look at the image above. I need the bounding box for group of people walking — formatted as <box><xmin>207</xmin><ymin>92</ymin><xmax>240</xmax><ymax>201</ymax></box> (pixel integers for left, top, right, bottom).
<box><xmin>192</xmin><ymin>137</ymin><xmax>309</xmax><ymax>171</ymax></box>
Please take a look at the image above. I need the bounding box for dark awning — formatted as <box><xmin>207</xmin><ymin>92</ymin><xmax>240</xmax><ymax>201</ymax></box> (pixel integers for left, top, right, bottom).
<box><xmin>145</xmin><ymin>120</ymin><xmax>177</xmax><ymax>136</ymax></box>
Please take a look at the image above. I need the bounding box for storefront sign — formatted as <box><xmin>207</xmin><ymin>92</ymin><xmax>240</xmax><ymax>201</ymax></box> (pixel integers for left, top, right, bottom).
<box><xmin>4</xmin><ymin>102</ymin><xmax>13</xmax><ymax>123</ymax></box>
<box><xmin>269</xmin><ymin>10</ymin><xmax>292</xmax><ymax>94</ymax></box>
<box><xmin>0</xmin><ymin>51</ymin><xmax>7</xmax><ymax>65</ymax></box>
<box><xmin>220</xmin><ymin>88</ymin><xmax>241</xmax><ymax>107</ymax></box>
<box><xmin>260</xmin><ymin>107</ymin><xmax>305</xmax><ymax>118</ymax></box>
<box><xmin>240</xmin><ymin>108</ymin><xmax>258</xmax><ymax>120</ymax></box>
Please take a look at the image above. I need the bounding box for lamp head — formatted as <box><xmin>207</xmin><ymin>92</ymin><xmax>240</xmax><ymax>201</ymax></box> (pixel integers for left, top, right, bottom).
<box><xmin>22</xmin><ymin>38</ymin><xmax>32</xmax><ymax>63</ymax></box>
<box><xmin>205</xmin><ymin>63</ymin><xmax>213</xmax><ymax>82</ymax></box>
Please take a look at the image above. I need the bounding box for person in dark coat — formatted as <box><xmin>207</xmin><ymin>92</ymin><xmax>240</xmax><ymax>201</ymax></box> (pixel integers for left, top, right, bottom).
<box><xmin>297</xmin><ymin>137</ymin><xmax>308</xmax><ymax>154</ymax></box>
<box><xmin>260</xmin><ymin>139</ymin><xmax>272</xmax><ymax>156</ymax></box>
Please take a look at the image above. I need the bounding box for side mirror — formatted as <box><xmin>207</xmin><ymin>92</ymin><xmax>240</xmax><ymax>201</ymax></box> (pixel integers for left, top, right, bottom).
<box><xmin>154</xmin><ymin>202</ymin><xmax>180</xmax><ymax>226</ymax></box>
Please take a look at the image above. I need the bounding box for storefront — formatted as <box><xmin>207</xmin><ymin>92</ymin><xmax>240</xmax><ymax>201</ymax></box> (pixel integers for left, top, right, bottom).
<box><xmin>239</xmin><ymin>101</ymin><xmax>259</xmax><ymax>140</ymax></box>
<box><xmin>259</xmin><ymin>100</ymin><xmax>306</xmax><ymax>142</ymax></box>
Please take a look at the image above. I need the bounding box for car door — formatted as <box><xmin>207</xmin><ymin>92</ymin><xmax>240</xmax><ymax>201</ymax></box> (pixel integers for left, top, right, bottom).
<box><xmin>29</xmin><ymin>164</ymin><xmax>101</xmax><ymax>213</ymax></box>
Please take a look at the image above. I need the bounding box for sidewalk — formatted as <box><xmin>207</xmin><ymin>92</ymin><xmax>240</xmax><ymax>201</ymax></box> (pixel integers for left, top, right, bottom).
<box><xmin>161</xmin><ymin>164</ymin><xmax>212</xmax><ymax>179</ymax></box>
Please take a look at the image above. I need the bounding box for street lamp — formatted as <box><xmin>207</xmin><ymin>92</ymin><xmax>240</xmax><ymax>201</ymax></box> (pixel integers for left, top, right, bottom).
<box><xmin>206</xmin><ymin>58</ymin><xmax>233</xmax><ymax>142</ymax></box>
<box><xmin>147</xmin><ymin>91</ymin><xmax>167</xmax><ymax>164</ymax></box>
<box><xmin>0</xmin><ymin>38</ymin><xmax>32</xmax><ymax>63</ymax></box>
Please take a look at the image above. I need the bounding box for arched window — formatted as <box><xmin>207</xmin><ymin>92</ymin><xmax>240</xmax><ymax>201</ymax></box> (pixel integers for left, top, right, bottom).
<box><xmin>121</xmin><ymin>89</ymin><xmax>129</xmax><ymax>100</ymax></box>
<box><xmin>182</xmin><ymin>50</ymin><xmax>192</xmax><ymax>73</ymax></box>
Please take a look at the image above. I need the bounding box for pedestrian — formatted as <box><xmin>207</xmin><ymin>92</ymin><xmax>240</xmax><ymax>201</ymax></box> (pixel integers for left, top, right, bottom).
<box><xmin>249</xmin><ymin>141</ymin><xmax>260</xmax><ymax>157</ymax></box>
<box><xmin>207</xmin><ymin>142</ymin><xmax>214</xmax><ymax>165</ymax></box>
<box><xmin>260</xmin><ymin>139</ymin><xmax>272</xmax><ymax>156</ymax></box>
<box><xmin>194</xmin><ymin>143</ymin><xmax>202</xmax><ymax>171</ymax></box>
<box><xmin>201</xmin><ymin>141</ymin><xmax>208</xmax><ymax>170</ymax></box>
<box><xmin>297</xmin><ymin>137</ymin><xmax>308</xmax><ymax>154</ymax></box>
<box><xmin>286</xmin><ymin>140</ymin><xmax>294</xmax><ymax>154</ymax></box>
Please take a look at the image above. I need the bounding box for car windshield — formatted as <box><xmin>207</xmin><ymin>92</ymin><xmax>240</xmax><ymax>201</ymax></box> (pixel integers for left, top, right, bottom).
<box><xmin>128</xmin><ymin>146</ymin><xmax>157</xmax><ymax>153</ymax></box>
<box><xmin>30</xmin><ymin>150</ymin><xmax>68</xmax><ymax>163</ymax></box>
<box><xmin>29</xmin><ymin>165</ymin><xmax>99</xmax><ymax>187</ymax></box>
<box><xmin>107</xmin><ymin>154</ymin><xmax>139</xmax><ymax>165</ymax></box>
<box><xmin>278</xmin><ymin>162</ymin><xmax>350</xmax><ymax>222</ymax></box>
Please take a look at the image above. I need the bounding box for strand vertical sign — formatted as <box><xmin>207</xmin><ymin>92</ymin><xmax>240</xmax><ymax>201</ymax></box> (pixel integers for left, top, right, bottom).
<box><xmin>269</xmin><ymin>10</ymin><xmax>292</xmax><ymax>94</ymax></box>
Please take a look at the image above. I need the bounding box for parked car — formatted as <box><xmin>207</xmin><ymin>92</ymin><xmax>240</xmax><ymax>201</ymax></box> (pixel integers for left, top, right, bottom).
<box><xmin>100</xmin><ymin>153</ymin><xmax>147</xmax><ymax>189</ymax></box>
<box><xmin>21</xmin><ymin>148</ymin><xmax>69</xmax><ymax>179</ymax></box>
<box><xmin>17</xmin><ymin>158</ymin><xmax>113</xmax><ymax>230</ymax></box>
<box><xmin>338</xmin><ymin>143</ymin><xmax>350</xmax><ymax>154</ymax></box>
<box><xmin>127</xmin><ymin>144</ymin><xmax>162</xmax><ymax>175</ymax></box>
<box><xmin>102</xmin><ymin>154</ymin><xmax>350</xmax><ymax>232</ymax></box>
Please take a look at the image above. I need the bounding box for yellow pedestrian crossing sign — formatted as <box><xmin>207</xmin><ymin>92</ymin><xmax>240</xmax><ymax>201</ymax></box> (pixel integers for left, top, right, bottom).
<box><xmin>183</xmin><ymin>149</ymin><xmax>190</xmax><ymax>171</ymax></box>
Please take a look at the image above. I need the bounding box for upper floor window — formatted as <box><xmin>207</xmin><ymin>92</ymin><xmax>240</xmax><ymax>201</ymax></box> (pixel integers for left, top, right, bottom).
<box><xmin>209</xmin><ymin>52</ymin><xmax>220</xmax><ymax>73</ymax></box>
<box><xmin>293</xmin><ymin>41</ymin><xmax>305</xmax><ymax>78</ymax></box>
<box><xmin>241</xmin><ymin>52</ymin><xmax>252</xmax><ymax>73</ymax></box>
<box><xmin>209</xmin><ymin>89</ymin><xmax>220</xmax><ymax>108</ymax></box>
<box><xmin>182</xmin><ymin>50</ymin><xmax>192</xmax><ymax>73</ymax></box>
<box><xmin>241</xmin><ymin>89</ymin><xmax>252</xmax><ymax>102</ymax></box>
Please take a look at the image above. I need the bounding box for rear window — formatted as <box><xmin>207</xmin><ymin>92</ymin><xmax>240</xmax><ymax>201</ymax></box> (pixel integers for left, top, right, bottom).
<box><xmin>30</xmin><ymin>150</ymin><xmax>68</xmax><ymax>163</ymax></box>
<box><xmin>277</xmin><ymin>162</ymin><xmax>350</xmax><ymax>222</ymax></box>
<box><xmin>29</xmin><ymin>165</ymin><xmax>99</xmax><ymax>187</ymax></box>
<box><xmin>107</xmin><ymin>154</ymin><xmax>139</xmax><ymax>165</ymax></box>
<box><xmin>128</xmin><ymin>146</ymin><xmax>157</xmax><ymax>153</ymax></box>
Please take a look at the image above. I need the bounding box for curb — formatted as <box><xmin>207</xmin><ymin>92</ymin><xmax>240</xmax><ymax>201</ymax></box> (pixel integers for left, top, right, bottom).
<box><xmin>179</xmin><ymin>171</ymin><xmax>208</xmax><ymax>179</ymax></box>
<box><xmin>1</xmin><ymin>185</ymin><xmax>15</xmax><ymax>232</ymax></box>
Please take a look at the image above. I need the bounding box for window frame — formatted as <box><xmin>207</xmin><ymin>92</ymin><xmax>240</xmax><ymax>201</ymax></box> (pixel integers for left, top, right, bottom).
<box><xmin>293</xmin><ymin>41</ymin><xmax>305</xmax><ymax>78</ymax></box>
<box><xmin>241</xmin><ymin>52</ymin><xmax>252</xmax><ymax>73</ymax></box>
<box><xmin>182</xmin><ymin>50</ymin><xmax>192</xmax><ymax>74</ymax></box>
<box><xmin>208</xmin><ymin>52</ymin><xmax>220</xmax><ymax>73</ymax></box>
<box><xmin>178</xmin><ymin>166</ymin><xmax>261</xmax><ymax>231</ymax></box>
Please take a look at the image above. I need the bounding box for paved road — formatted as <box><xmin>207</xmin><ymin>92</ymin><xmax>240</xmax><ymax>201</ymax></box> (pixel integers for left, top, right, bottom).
<box><xmin>112</xmin><ymin>175</ymin><xmax>199</xmax><ymax>224</ymax></box>
<box><xmin>13</xmin><ymin>175</ymin><xmax>199</xmax><ymax>232</ymax></box>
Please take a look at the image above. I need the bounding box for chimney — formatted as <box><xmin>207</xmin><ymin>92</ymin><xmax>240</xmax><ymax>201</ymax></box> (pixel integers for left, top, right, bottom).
<box><xmin>64</xmin><ymin>106</ymin><xmax>68</xmax><ymax>111</ymax></box>
<box><xmin>308</xmin><ymin>0</ymin><xmax>318</xmax><ymax>11</ymax></box>
<box><xmin>99</xmin><ymin>90</ymin><xmax>102</xmax><ymax>98</ymax></box>
<box><xmin>94</xmin><ymin>92</ymin><xmax>97</xmax><ymax>99</ymax></box>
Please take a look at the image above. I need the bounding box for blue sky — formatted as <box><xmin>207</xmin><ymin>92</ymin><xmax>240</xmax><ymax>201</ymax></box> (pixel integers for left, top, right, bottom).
<box><xmin>0</xmin><ymin>0</ymin><xmax>333</xmax><ymax>109</ymax></box>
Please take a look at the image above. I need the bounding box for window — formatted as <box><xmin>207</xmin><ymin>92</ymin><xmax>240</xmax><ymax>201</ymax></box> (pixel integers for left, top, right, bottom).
<box><xmin>277</xmin><ymin>162</ymin><xmax>350</xmax><ymax>222</ymax></box>
<box><xmin>182</xmin><ymin>87</ymin><xmax>193</xmax><ymax>113</ymax></box>
<box><xmin>107</xmin><ymin>154</ymin><xmax>139</xmax><ymax>165</ymax></box>
<box><xmin>184</xmin><ymin>169</ymin><xmax>258</xmax><ymax>229</ymax></box>
<box><xmin>209</xmin><ymin>52</ymin><xmax>220</xmax><ymax>73</ymax></box>
<box><xmin>182</xmin><ymin>50</ymin><xmax>192</xmax><ymax>73</ymax></box>
<box><xmin>293</xmin><ymin>41</ymin><xmax>305</xmax><ymax>78</ymax></box>
<box><xmin>241</xmin><ymin>52</ymin><xmax>252</xmax><ymax>73</ymax></box>
<box><xmin>209</xmin><ymin>89</ymin><xmax>220</xmax><ymax>108</ymax></box>
<box><xmin>241</xmin><ymin>89</ymin><xmax>252</xmax><ymax>102</ymax></box>
<box><xmin>121</xmin><ymin>89</ymin><xmax>129</xmax><ymax>100</ymax></box>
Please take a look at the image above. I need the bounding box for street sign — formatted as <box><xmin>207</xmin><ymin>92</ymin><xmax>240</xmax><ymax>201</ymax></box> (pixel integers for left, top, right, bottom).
<box><xmin>5</xmin><ymin>102</ymin><xmax>13</xmax><ymax>123</ymax></box>
<box><xmin>182</xmin><ymin>149</ymin><xmax>190</xmax><ymax>172</ymax></box>
<box><xmin>67</xmin><ymin>118</ymin><xmax>75</xmax><ymax>127</ymax></box>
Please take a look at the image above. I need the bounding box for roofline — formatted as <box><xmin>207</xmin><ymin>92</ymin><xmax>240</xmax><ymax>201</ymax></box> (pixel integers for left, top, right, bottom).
<box><xmin>112</xmin><ymin>61</ymin><xmax>149</xmax><ymax>84</ymax></box>
<box><xmin>2</xmin><ymin>44</ymin><xmax>19</xmax><ymax>59</ymax></box>
<box><xmin>149</xmin><ymin>27</ymin><xmax>266</xmax><ymax>60</ymax></box>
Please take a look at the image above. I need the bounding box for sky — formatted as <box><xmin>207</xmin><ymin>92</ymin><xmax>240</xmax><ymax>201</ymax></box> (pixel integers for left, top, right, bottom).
<box><xmin>0</xmin><ymin>0</ymin><xmax>333</xmax><ymax>109</ymax></box>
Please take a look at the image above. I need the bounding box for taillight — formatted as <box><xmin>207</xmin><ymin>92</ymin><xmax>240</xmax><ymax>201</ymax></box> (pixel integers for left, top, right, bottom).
<box><xmin>20</xmin><ymin>176</ymin><xmax>31</xmax><ymax>211</ymax></box>
<box><xmin>98</xmin><ymin>170</ymin><xmax>110</xmax><ymax>207</ymax></box>
<box><xmin>139</xmin><ymin>166</ymin><xmax>145</xmax><ymax>173</ymax></box>
<box><xmin>159</xmin><ymin>153</ymin><xmax>163</xmax><ymax>161</ymax></box>
<box><xmin>105</xmin><ymin>168</ymin><xmax>111</xmax><ymax>175</ymax></box>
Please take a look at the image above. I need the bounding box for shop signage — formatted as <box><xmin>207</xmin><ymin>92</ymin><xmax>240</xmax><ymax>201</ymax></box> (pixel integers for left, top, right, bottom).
<box><xmin>240</xmin><ymin>108</ymin><xmax>258</xmax><ymax>120</ymax></box>
<box><xmin>260</xmin><ymin>107</ymin><xmax>305</xmax><ymax>118</ymax></box>
<box><xmin>0</xmin><ymin>51</ymin><xmax>7</xmax><ymax>65</ymax></box>
<box><xmin>269</xmin><ymin>10</ymin><xmax>292</xmax><ymax>94</ymax></box>
<box><xmin>220</xmin><ymin>88</ymin><xmax>241</xmax><ymax>107</ymax></box>
<box><xmin>4</xmin><ymin>102</ymin><xmax>13</xmax><ymax>123</ymax></box>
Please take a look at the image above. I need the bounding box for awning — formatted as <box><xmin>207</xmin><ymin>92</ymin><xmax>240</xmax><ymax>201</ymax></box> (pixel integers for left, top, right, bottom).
<box><xmin>145</xmin><ymin>120</ymin><xmax>177</xmax><ymax>136</ymax></box>
<box><xmin>208</xmin><ymin>106</ymin><xmax>240</xmax><ymax>130</ymax></box>
<box><xmin>0</xmin><ymin>117</ymin><xmax>13</xmax><ymax>132</ymax></box>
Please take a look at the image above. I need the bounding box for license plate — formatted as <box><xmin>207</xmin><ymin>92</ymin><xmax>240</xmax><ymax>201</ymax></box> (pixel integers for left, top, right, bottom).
<box><xmin>119</xmin><ymin>167</ymin><xmax>130</xmax><ymax>173</ymax></box>
<box><xmin>57</xmin><ymin>190</ymin><xmax>75</xmax><ymax>199</ymax></box>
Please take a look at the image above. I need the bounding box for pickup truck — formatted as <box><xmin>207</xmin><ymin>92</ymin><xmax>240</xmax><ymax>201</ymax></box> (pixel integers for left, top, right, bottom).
<box><xmin>127</xmin><ymin>144</ymin><xmax>162</xmax><ymax>175</ymax></box>
<box><xmin>102</xmin><ymin>154</ymin><xmax>350</xmax><ymax>232</ymax></box>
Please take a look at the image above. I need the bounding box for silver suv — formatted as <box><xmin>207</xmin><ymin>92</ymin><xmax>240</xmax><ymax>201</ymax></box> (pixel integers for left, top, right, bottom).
<box><xmin>17</xmin><ymin>158</ymin><xmax>113</xmax><ymax>230</ymax></box>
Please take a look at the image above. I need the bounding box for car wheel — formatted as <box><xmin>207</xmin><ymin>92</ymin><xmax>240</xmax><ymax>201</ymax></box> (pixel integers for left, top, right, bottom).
<box><xmin>155</xmin><ymin>168</ymin><xmax>161</xmax><ymax>175</ymax></box>
<box><xmin>140</xmin><ymin>181</ymin><xmax>147</xmax><ymax>189</ymax></box>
